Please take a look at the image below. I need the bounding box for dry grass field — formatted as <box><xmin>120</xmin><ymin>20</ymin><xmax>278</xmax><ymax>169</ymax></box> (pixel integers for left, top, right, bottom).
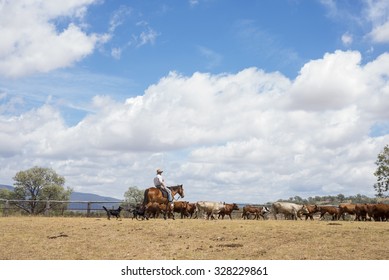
<box><xmin>0</xmin><ymin>216</ymin><xmax>388</xmax><ymax>260</ymax></box>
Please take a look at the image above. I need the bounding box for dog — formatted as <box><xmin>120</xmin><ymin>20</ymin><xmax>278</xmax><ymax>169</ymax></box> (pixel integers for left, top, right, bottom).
<box><xmin>102</xmin><ymin>206</ymin><xmax>123</xmax><ymax>220</ymax></box>
<box><xmin>131</xmin><ymin>205</ymin><xmax>148</xmax><ymax>220</ymax></box>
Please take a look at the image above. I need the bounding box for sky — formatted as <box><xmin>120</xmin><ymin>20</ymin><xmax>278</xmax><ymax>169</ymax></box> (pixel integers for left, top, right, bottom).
<box><xmin>1</xmin><ymin>0</ymin><xmax>389</xmax><ymax>204</ymax></box>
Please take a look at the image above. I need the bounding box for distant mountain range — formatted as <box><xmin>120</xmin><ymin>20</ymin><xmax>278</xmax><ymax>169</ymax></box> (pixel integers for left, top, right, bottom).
<box><xmin>0</xmin><ymin>184</ymin><xmax>122</xmax><ymax>210</ymax></box>
<box><xmin>0</xmin><ymin>184</ymin><xmax>13</xmax><ymax>191</ymax></box>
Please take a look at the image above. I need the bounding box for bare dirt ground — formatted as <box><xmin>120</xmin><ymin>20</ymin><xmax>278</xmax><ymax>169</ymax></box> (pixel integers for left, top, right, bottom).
<box><xmin>0</xmin><ymin>217</ymin><xmax>388</xmax><ymax>260</ymax></box>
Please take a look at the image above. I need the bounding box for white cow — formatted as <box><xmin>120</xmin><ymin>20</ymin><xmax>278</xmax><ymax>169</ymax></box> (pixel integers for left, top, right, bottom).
<box><xmin>196</xmin><ymin>201</ymin><xmax>225</xmax><ymax>220</ymax></box>
<box><xmin>271</xmin><ymin>202</ymin><xmax>309</xmax><ymax>220</ymax></box>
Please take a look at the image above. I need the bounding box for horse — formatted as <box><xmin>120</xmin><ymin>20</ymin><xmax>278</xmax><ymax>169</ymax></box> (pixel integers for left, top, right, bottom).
<box><xmin>142</xmin><ymin>184</ymin><xmax>184</xmax><ymax>220</ymax></box>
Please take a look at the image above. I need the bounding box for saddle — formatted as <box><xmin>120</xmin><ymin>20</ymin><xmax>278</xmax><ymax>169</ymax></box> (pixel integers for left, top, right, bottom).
<box><xmin>155</xmin><ymin>186</ymin><xmax>169</xmax><ymax>199</ymax></box>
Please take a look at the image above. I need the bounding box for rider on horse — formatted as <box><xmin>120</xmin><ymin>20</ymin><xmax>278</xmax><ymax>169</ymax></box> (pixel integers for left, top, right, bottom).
<box><xmin>154</xmin><ymin>168</ymin><xmax>174</xmax><ymax>208</ymax></box>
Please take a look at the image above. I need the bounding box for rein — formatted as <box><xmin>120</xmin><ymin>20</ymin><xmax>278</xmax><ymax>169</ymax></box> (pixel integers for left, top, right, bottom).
<box><xmin>167</xmin><ymin>185</ymin><xmax>183</xmax><ymax>199</ymax></box>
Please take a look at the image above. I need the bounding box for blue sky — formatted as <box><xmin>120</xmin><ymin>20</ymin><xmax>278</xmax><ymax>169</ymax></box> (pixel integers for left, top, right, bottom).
<box><xmin>1</xmin><ymin>0</ymin><xmax>389</xmax><ymax>203</ymax></box>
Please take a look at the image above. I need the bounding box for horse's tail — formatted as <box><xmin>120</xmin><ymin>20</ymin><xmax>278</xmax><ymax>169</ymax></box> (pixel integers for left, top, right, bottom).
<box><xmin>143</xmin><ymin>188</ymin><xmax>150</xmax><ymax>206</ymax></box>
<box><xmin>136</xmin><ymin>189</ymin><xmax>150</xmax><ymax>216</ymax></box>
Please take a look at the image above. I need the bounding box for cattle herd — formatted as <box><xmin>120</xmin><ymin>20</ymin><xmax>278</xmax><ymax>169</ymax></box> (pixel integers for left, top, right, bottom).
<box><xmin>130</xmin><ymin>200</ymin><xmax>389</xmax><ymax>221</ymax></box>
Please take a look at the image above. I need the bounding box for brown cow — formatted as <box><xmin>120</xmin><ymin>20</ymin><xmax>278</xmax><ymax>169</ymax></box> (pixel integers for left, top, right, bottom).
<box><xmin>355</xmin><ymin>204</ymin><xmax>369</xmax><ymax>221</ymax></box>
<box><xmin>217</xmin><ymin>203</ymin><xmax>239</xmax><ymax>219</ymax></box>
<box><xmin>367</xmin><ymin>204</ymin><xmax>389</xmax><ymax>221</ymax></box>
<box><xmin>173</xmin><ymin>201</ymin><xmax>189</xmax><ymax>219</ymax></box>
<box><xmin>338</xmin><ymin>203</ymin><xmax>356</xmax><ymax>220</ymax></box>
<box><xmin>302</xmin><ymin>204</ymin><xmax>319</xmax><ymax>220</ymax></box>
<box><xmin>145</xmin><ymin>202</ymin><xmax>174</xmax><ymax>219</ymax></box>
<box><xmin>242</xmin><ymin>205</ymin><xmax>270</xmax><ymax>220</ymax></box>
<box><xmin>185</xmin><ymin>202</ymin><xmax>197</xmax><ymax>219</ymax></box>
<box><xmin>317</xmin><ymin>205</ymin><xmax>340</xmax><ymax>220</ymax></box>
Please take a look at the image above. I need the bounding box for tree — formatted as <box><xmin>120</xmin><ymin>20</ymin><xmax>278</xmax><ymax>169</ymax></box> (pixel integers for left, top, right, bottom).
<box><xmin>374</xmin><ymin>144</ymin><xmax>389</xmax><ymax>197</ymax></box>
<box><xmin>123</xmin><ymin>186</ymin><xmax>144</xmax><ymax>207</ymax></box>
<box><xmin>0</xmin><ymin>189</ymin><xmax>13</xmax><ymax>200</ymax></box>
<box><xmin>12</xmin><ymin>166</ymin><xmax>72</xmax><ymax>215</ymax></box>
<box><xmin>336</xmin><ymin>194</ymin><xmax>345</xmax><ymax>203</ymax></box>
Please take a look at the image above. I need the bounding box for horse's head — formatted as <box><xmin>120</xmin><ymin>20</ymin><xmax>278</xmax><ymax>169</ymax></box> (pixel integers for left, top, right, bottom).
<box><xmin>176</xmin><ymin>184</ymin><xmax>184</xmax><ymax>198</ymax></box>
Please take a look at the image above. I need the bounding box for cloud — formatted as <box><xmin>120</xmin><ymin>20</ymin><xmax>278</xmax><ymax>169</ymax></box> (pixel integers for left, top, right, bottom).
<box><xmin>233</xmin><ymin>19</ymin><xmax>302</xmax><ymax>75</ymax></box>
<box><xmin>189</xmin><ymin>0</ymin><xmax>200</xmax><ymax>7</ymax></box>
<box><xmin>1</xmin><ymin>50</ymin><xmax>389</xmax><ymax>202</ymax></box>
<box><xmin>111</xmin><ymin>48</ymin><xmax>122</xmax><ymax>60</ymax></box>
<box><xmin>369</xmin><ymin>21</ymin><xmax>389</xmax><ymax>43</ymax></box>
<box><xmin>341</xmin><ymin>32</ymin><xmax>353</xmax><ymax>45</ymax></box>
<box><xmin>197</xmin><ymin>46</ymin><xmax>223</xmax><ymax>69</ymax></box>
<box><xmin>136</xmin><ymin>27</ymin><xmax>159</xmax><ymax>47</ymax></box>
<box><xmin>109</xmin><ymin>5</ymin><xmax>132</xmax><ymax>33</ymax></box>
<box><xmin>321</xmin><ymin>0</ymin><xmax>389</xmax><ymax>44</ymax></box>
<box><xmin>288</xmin><ymin>51</ymin><xmax>365</xmax><ymax>111</ymax></box>
<box><xmin>0</xmin><ymin>0</ymin><xmax>109</xmax><ymax>78</ymax></box>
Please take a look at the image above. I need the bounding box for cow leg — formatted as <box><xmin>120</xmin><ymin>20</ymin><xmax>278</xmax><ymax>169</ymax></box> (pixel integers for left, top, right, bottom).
<box><xmin>292</xmin><ymin>210</ymin><xmax>297</xmax><ymax>220</ymax></box>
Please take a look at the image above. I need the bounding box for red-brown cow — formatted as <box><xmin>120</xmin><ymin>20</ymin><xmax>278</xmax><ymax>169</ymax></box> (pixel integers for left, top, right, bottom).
<box><xmin>317</xmin><ymin>205</ymin><xmax>340</xmax><ymax>220</ymax></box>
<box><xmin>338</xmin><ymin>203</ymin><xmax>357</xmax><ymax>220</ymax></box>
<box><xmin>173</xmin><ymin>201</ymin><xmax>189</xmax><ymax>219</ymax></box>
<box><xmin>367</xmin><ymin>204</ymin><xmax>389</xmax><ymax>221</ymax></box>
<box><xmin>355</xmin><ymin>204</ymin><xmax>369</xmax><ymax>221</ymax></box>
<box><xmin>185</xmin><ymin>203</ymin><xmax>197</xmax><ymax>219</ymax></box>
<box><xmin>242</xmin><ymin>205</ymin><xmax>270</xmax><ymax>220</ymax></box>
<box><xmin>218</xmin><ymin>203</ymin><xmax>240</xmax><ymax>220</ymax></box>
<box><xmin>145</xmin><ymin>202</ymin><xmax>174</xmax><ymax>219</ymax></box>
<box><xmin>302</xmin><ymin>204</ymin><xmax>319</xmax><ymax>220</ymax></box>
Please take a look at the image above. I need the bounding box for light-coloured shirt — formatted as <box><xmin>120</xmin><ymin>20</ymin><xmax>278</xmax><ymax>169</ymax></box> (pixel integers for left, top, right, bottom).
<box><xmin>154</xmin><ymin>174</ymin><xmax>164</xmax><ymax>187</ymax></box>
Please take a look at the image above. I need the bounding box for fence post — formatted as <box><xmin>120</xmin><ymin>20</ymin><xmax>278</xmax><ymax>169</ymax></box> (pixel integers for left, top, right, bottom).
<box><xmin>4</xmin><ymin>200</ymin><xmax>9</xmax><ymax>217</ymax></box>
<box><xmin>44</xmin><ymin>200</ymin><xmax>50</xmax><ymax>216</ymax></box>
<box><xmin>87</xmin><ymin>202</ymin><xmax>91</xmax><ymax>217</ymax></box>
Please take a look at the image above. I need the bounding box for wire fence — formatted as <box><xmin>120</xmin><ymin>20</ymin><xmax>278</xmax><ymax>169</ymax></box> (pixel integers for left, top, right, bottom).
<box><xmin>0</xmin><ymin>199</ymin><xmax>132</xmax><ymax>218</ymax></box>
<box><xmin>0</xmin><ymin>199</ymin><xmax>266</xmax><ymax>219</ymax></box>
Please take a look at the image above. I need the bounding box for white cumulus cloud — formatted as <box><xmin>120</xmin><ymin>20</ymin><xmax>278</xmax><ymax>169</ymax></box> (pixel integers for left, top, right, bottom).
<box><xmin>1</xmin><ymin>50</ymin><xmax>389</xmax><ymax>202</ymax></box>
<box><xmin>0</xmin><ymin>0</ymin><xmax>109</xmax><ymax>77</ymax></box>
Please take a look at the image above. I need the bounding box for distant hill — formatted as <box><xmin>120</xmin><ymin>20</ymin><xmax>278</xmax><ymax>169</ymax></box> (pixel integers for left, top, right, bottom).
<box><xmin>69</xmin><ymin>192</ymin><xmax>122</xmax><ymax>210</ymax></box>
<box><xmin>0</xmin><ymin>184</ymin><xmax>122</xmax><ymax>210</ymax></box>
<box><xmin>0</xmin><ymin>184</ymin><xmax>13</xmax><ymax>191</ymax></box>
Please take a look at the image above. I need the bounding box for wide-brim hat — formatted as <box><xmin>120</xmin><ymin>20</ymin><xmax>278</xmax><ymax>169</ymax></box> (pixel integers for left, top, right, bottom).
<box><xmin>156</xmin><ymin>168</ymin><xmax>163</xmax><ymax>174</ymax></box>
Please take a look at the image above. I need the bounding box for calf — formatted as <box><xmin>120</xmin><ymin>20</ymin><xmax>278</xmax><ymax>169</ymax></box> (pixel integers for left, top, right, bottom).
<box><xmin>185</xmin><ymin>203</ymin><xmax>197</xmax><ymax>219</ymax></box>
<box><xmin>242</xmin><ymin>205</ymin><xmax>270</xmax><ymax>220</ymax></box>
<box><xmin>217</xmin><ymin>203</ymin><xmax>239</xmax><ymax>220</ymax></box>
